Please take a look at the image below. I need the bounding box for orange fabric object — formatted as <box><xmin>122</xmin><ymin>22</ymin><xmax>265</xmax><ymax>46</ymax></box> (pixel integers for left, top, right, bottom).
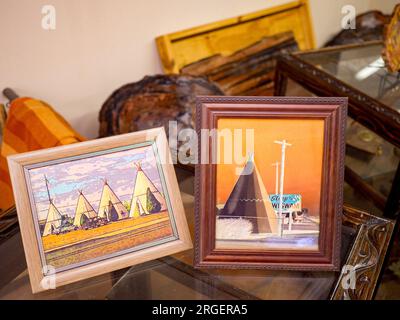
<box><xmin>0</xmin><ymin>98</ymin><xmax>86</xmax><ymax>214</ymax></box>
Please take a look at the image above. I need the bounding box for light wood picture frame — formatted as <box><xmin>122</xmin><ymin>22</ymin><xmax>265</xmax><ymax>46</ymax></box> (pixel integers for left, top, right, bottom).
<box><xmin>195</xmin><ymin>96</ymin><xmax>347</xmax><ymax>271</ymax></box>
<box><xmin>8</xmin><ymin>127</ymin><xmax>192</xmax><ymax>293</ymax></box>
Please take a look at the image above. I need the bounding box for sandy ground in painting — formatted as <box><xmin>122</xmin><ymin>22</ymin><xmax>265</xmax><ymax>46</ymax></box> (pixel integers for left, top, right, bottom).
<box><xmin>215</xmin><ymin>217</ymin><xmax>319</xmax><ymax>251</ymax></box>
<box><xmin>215</xmin><ymin>238</ymin><xmax>318</xmax><ymax>251</ymax></box>
<box><xmin>43</xmin><ymin>212</ymin><xmax>173</xmax><ymax>269</ymax></box>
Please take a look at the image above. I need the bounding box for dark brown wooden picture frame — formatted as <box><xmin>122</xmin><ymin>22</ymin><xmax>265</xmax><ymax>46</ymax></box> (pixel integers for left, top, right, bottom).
<box><xmin>194</xmin><ymin>96</ymin><xmax>347</xmax><ymax>271</ymax></box>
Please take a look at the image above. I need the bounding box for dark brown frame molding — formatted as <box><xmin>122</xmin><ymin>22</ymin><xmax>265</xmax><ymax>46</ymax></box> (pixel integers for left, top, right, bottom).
<box><xmin>195</xmin><ymin>96</ymin><xmax>347</xmax><ymax>271</ymax></box>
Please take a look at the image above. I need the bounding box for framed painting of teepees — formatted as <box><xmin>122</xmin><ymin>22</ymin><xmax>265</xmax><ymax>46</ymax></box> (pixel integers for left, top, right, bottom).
<box><xmin>7</xmin><ymin>127</ymin><xmax>192</xmax><ymax>293</ymax></box>
<box><xmin>195</xmin><ymin>96</ymin><xmax>347</xmax><ymax>271</ymax></box>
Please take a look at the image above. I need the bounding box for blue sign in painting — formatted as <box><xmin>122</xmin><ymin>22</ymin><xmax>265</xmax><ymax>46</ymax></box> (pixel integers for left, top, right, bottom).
<box><xmin>269</xmin><ymin>194</ymin><xmax>302</xmax><ymax>212</ymax></box>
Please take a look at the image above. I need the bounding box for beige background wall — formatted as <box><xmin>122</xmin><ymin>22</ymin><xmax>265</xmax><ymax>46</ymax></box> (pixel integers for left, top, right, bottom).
<box><xmin>0</xmin><ymin>0</ymin><xmax>397</xmax><ymax>138</ymax></box>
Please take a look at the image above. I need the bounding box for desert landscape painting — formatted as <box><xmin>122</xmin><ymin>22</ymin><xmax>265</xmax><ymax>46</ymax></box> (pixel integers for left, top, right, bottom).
<box><xmin>27</xmin><ymin>143</ymin><xmax>176</xmax><ymax>271</ymax></box>
<box><xmin>215</xmin><ymin>118</ymin><xmax>324</xmax><ymax>251</ymax></box>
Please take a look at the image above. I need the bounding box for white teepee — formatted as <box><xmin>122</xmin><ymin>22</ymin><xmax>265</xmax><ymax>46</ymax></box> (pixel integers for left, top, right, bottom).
<box><xmin>73</xmin><ymin>191</ymin><xmax>97</xmax><ymax>227</ymax></box>
<box><xmin>98</xmin><ymin>181</ymin><xmax>128</xmax><ymax>221</ymax></box>
<box><xmin>129</xmin><ymin>163</ymin><xmax>166</xmax><ymax>218</ymax></box>
<box><xmin>42</xmin><ymin>202</ymin><xmax>63</xmax><ymax>236</ymax></box>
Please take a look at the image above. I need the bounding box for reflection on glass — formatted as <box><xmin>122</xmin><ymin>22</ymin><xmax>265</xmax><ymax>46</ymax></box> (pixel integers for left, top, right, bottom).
<box><xmin>299</xmin><ymin>44</ymin><xmax>400</xmax><ymax>111</ymax></box>
<box><xmin>345</xmin><ymin>118</ymin><xmax>400</xmax><ymax>198</ymax></box>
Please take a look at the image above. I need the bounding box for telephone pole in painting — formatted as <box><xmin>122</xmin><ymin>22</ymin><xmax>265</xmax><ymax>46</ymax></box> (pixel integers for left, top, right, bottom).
<box><xmin>44</xmin><ymin>175</ymin><xmax>52</xmax><ymax>204</ymax></box>
<box><xmin>271</xmin><ymin>162</ymin><xmax>279</xmax><ymax>194</ymax></box>
<box><xmin>274</xmin><ymin>140</ymin><xmax>292</xmax><ymax>236</ymax></box>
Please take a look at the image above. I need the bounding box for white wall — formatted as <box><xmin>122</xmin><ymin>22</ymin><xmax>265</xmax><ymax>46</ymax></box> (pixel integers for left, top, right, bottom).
<box><xmin>0</xmin><ymin>0</ymin><xmax>397</xmax><ymax>138</ymax></box>
<box><xmin>369</xmin><ymin>0</ymin><xmax>399</xmax><ymax>14</ymax></box>
<box><xmin>310</xmin><ymin>0</ymin><xmax>398</xmax><ymax>46</ymax></box>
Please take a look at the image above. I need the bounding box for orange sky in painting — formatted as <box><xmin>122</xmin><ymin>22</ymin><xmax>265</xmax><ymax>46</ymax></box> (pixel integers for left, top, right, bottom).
<box><xmin>216</xmin><ymin>118</ymin><xmax>324</xmax><ymax>216</ymax></box>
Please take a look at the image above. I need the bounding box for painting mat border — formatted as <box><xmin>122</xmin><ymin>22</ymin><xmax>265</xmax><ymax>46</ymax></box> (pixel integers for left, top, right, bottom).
<box><xmin>214</xmin><ymin>117</ymin><xmax>322</xmax><ymax>251</ymax></box>
<box><xmin>24</xmin><ymin>141</ymin><xmax>179</xmax><ymax>274</ymax></box>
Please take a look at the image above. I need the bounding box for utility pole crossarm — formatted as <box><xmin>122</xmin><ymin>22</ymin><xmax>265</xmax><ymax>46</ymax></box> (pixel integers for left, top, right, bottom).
<box><xmin>274</xmin><ymin>140</ymin><xmax>292</xmax><ymax>146</ymax></box>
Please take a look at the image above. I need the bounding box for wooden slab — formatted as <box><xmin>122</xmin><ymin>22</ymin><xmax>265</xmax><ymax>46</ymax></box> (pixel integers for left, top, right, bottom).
<box><xmin>156</xmin><ymin>0</ymin><xmax>315</xmax><ymax>74</ymax></box>
<box><xmin>180</xmin><ymin>32</ymin><xmax>298</xmax><ymax>96</ymax></box>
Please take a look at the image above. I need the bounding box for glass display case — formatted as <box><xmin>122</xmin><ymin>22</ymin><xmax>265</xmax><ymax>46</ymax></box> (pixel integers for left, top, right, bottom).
<box><xmin>275</xmin><ymin>41</ymin><xmax>400</xmax><ymax>218</ymax></box>
<box><xmin>0</xmin><ymin>167</ymin><xmax>394</xmax><ymax>300</ymax></box>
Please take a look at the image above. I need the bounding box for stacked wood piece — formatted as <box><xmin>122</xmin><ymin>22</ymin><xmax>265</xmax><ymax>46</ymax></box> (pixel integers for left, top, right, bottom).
<box><xmin>99</xmin><ymin>74</ymin><xmax>224</xmax><ymax>138</ymax></box>
<box><xmin>0</xmin><ymin>207</ymin><xmax>18</xmax><ymax>245</ymax></box>
<box><xmin>180</xmin><ymin>32</ymin><xmax>298</xmax><ymax>96</ymax></box>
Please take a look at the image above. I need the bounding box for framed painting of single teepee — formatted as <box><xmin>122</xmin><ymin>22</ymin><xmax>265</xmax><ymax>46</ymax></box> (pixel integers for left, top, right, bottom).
<box><xmin>195</xmin><ymin>96</ymin><xmax>347</xmax><ymax>271</ymax></box>
<box><xmin>7</xmin><ymin>127</ymin><xmax>192</xmax><ymax>293</ymax></box>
